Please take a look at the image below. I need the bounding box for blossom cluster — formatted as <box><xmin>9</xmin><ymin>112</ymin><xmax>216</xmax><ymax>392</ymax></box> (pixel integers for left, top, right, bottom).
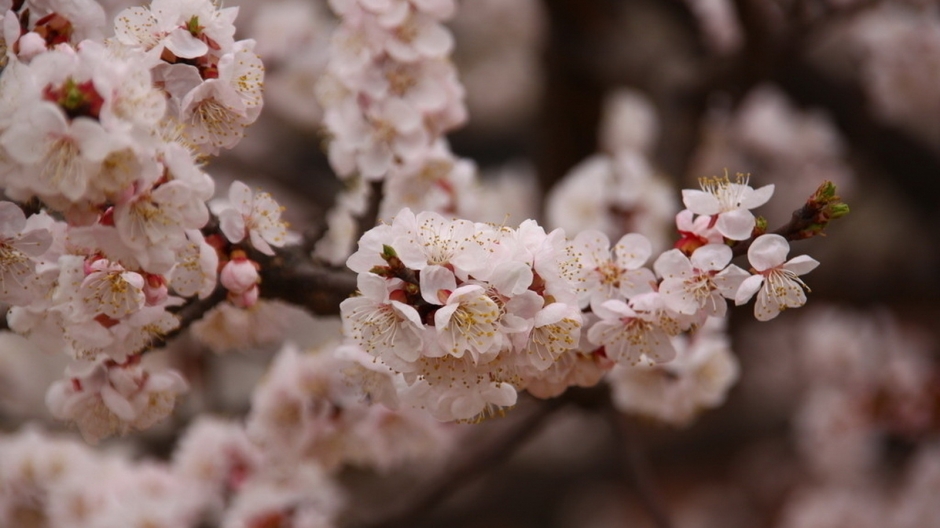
<box><xmin>0</xmin><ymin>0</ymin><xmax>291</xmax><ymax>442</ymax></box>
<box><xmin>315</xmin><ymin>0</ymin><xmax>476</xmax><ymax>263</ymax></box>
<box><xmin>341</xmin><ymin>176</ymin><xmax>821</xmax><ymax>422</ymax></box>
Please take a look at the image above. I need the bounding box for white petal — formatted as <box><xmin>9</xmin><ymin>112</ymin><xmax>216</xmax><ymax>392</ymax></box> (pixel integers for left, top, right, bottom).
<box><xmin>783</xmin><ymin>255</ymin><xmax>819</xmax><ymax>276</ymax></box>
<box><xmin>248</xmin><ymin>230</ymin><xmax>275</xmax><ymax>256</ymax></box>
<box><xmin>357</xmin><ymin>273</ymin><xmax>388</xmax><ymax>301</ymax></box>
<box><xmin>653</xmin><ymin>249</ymin><xmax>692</xmax><ymax>280</ymax></box>
<box><xmin>489</xmin><ymin>260</ymin><xmax>533</xmax><ymax>297</ymax></box>
<box><xmin>101</xmin><ymin>384</ymin><xmax>136</xmax><ymax>421</ymax></box>
<box><xmin>659</xmin><ymin>278</ymin><xmax>699</xmax><ymax>315</ymax></box>
<box><xmin>613</xmin><ymin>233</ymin><xmax>652</xmax><ymax>269</ymax></box>
<box><xmin>741</xmin><ymin>184</ymin><xmax>774</xmax><ymax>209</ymax></box>
<box><xmin>420</xmin><ymin>264</ymin><xmax>456</xmax><ymax>305</ymax></box>
<box><xmin>165</xmin><ymin>28</ymin><xmax>209</xmax><ymax>59</ymax></box>
<box><xmin>690</xmin><ymin>244</ymin><xmax>732</xmax><ymax>272</ymax></box>
<box><xmin>682</xmin><ymin>189</ymin><xmax>721</xmax><ymax>216</ymax></box>
<box><xmin>218</xmin><ymin>208</ymin><xmax>245</xmax><ymax>243</ymax></box>
<box><xmin>228</xmin><ymin>180</ymin><xmax>253</xmax><ymax>214</ymax></box>
<box><xmin>734</xmin><ymin>274</ymin><xmax>763</xmax><ymax>305</ymax></box>
<box><xmin>747</xmin><ymin>234</ymin><xmax>789</xmax><ymax>271</ymax></box>
<box><xmin>754</xmin><ymin>287</ymin><xmax>782</xmax><ymax>321</ymax></box>
<box><xmin>619</xmin><ymin>268</ymin><xmax>656</xmax><ymax>299</ymax></box>
<box><xmin>714</xmin><ymin>265</ymin><xmax>749</xmax><ymax>299</ymax></box>
<box><xmin>716</xmin><ymin>209</ymin><xmax>755</xmax><ymax>241</ymax></box>
<box><xmin>413</xmin><ymin>19</ymin><xmax>453</xmax><ymax>57</ymax></box>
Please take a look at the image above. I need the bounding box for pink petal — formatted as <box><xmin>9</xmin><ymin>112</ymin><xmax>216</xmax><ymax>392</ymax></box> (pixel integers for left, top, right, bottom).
<box><xmin>413</xmin><ymin>19</ymin><xmax>453</xmax><ymax>57</ymax></box>
<box><xmin>0</xmin><ymin>202</ymin><xmax>26</xmax><ymax>235</ymax></box>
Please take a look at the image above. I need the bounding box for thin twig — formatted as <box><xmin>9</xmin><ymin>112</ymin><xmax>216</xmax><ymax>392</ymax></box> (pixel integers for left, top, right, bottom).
<box><xmin>348</xmin><ymin>396</ymin><xmax>569</xmax><ymax>528</ymax></box>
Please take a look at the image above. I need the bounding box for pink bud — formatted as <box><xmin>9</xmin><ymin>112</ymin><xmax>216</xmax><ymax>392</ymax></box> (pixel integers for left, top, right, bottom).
<box><xmin>220</xmin><ymin>258</ymin><xmax>259</xmax><ymax>294</ymax></box>
<box><xmin>17</xmin><ymin>32</ymin><xmax>47</xmax><ymax>60</ymax></box>
<box><xmin>144</xmin><ymin>274</ymin><xmax>169</xmax><ymax>305</ymax></box>
<box><xmin>229</xmin><ymin>284</ymin><xmax>259</xmax><ymax>308</ymax></box>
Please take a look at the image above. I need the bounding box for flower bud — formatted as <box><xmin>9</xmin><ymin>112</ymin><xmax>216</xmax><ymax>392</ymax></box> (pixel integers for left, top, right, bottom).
<box><xmin>220</xmin><ymin>256</ymin><xmax>259</xmax><ymax>294</ymax></box>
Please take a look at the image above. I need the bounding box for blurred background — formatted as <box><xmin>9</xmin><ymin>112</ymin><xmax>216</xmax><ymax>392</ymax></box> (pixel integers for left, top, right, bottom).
<box><xmin>3</xmin><ymin>0</ymin><xmax>940</xmax><ymax>527</ymax></box>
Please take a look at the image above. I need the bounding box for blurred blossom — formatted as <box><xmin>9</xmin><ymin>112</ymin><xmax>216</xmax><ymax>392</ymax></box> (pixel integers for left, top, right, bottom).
<box><xmin>690</xmin><ymin>85</ymin><xmax>855</xmax><ymax>225</ymax></box>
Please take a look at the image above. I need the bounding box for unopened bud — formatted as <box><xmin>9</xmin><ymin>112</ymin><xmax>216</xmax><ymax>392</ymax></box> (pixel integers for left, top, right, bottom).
<box><xmin>220</xmin><ymin>257</ymin><xmax>259</xmax><ymax>294</ymax></box>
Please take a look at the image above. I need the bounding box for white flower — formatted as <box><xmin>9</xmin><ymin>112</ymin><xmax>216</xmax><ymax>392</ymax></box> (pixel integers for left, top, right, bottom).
<box><xmin>568</xmin><ymin>230</ymin><xmax>656</xmax><ymax>308</ymax></box>
<box><xmin>681</xmin><ymin>173</ymin><xmax>774</xmax><ymax>240</ymax></box>
<box><xmin>386</xmin><ymin>208</ymin><xmax>488</xmax><ymax>280</ymax></box>
<box><xmin>735</xmin><ymin>234</ymin><xmax>819</xmax><ymax>321</ymax></box>
<box><xmin>169</xmin><ymin>229</ymin><xmax>219</xmax><ymax>299</ymax></box>
<box><xmin>340</xmin><ymin>273</ymin><xmax>424</xmax><ymax>364</ymax></box>
<box><xmin>218</xmin><ymin>181</ymin><xmax>289</xmax><ymax>256</ymax></box>
<box><xmin>433</xmin><ymin>284</ymin><xmax>501</xmax><ymax>360</ymax></box>
<box><xmin>607</xmin><ymin>317</ymin><xmax>739</xmax><ymax>425</ymax></box>
<box><xmin>79</xmin><ymin>259</ymin><xmax>146</xmax><ymax>320</ymax></box>
<box><xmin>178</xmin><ymin>41</ymin><xmax>264</xmax><ymax>154</ymax></box>
<box><xmin>519</xmin><ymin>302</ymin><xmax>582</xmax><ymax>371</ymax></box>
<box><xmin>0</xmin><ymin>201</ymin><xmax>53</xmax><ymax>305</ymax></box>
<box><xmin>45</xmin><ymin>359</ymin><xmax>188</xmax><ymax>443</ymax></box>
<box><xmin>654</xmin><ymin>244</ymin><xmax>748</xmax><ymax>318</ymax></box>
<box><xmin>587</xmin><ymin>295</ymin><xmax>676</xmax><ymax>366</ymax></box>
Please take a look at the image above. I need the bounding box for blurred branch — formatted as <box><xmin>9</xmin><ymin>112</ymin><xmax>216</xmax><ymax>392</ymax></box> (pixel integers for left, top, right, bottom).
<box><xmin>257</xmin><ymin>244</ymin><xmax>358</xmax><ymax>316</ymax></box>
<box><xmin>347</xmin><ymin>395</ymin><xmax>570</xmax><ymax>528</ymax></box>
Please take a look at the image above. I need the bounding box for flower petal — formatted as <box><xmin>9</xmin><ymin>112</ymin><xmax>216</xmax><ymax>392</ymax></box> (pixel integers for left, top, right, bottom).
<box><xmin>716</xmin><ymin>208</ymin><xmax>755</xmax><ymax>241</ymax></box>
<box><xmin>783</xmin><ymin>255</ymin><xmax>820</xmax><ymax>275</ymax></box>
<box><xmin>682</xmin><ymin>189</ymin><xmax>721</xmax><ymax>216</ymax></box>
<box><xmin>747</xmin><ymin>234</ymin><xmax>789</xmax><ymax>271</ymax></box>
<box><xmin>735</xmin><ymin>274</ymin><xmax>763</xmax><ymax>305</ymax></box>
<box><xmin>690</xmin><ymin>243</ymin><xmax>732</xmax><ymax>272</ymax></box>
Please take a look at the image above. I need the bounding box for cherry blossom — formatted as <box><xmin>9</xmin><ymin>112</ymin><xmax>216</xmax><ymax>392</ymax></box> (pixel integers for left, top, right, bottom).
<box><xmin>654</xmin><ymin>244</ymin><xmax>748</xmax><ymax>318</ymax></box>
<box><xmin>681</xmin><ymin>172</ymin><xmax>774</xmax><ymax>241</ymax></box>
<box><xmin>218</xmin><ymin>180</ymin><xmax>289</xmax><ymax>256</ymax></box>
<box><xmin>568</xmin><ymin>230</ymin><xmax>656</xmax><ymax>308</ymax></box>
<box><xmin>0</xmin><ymin>201</ymin><xmax>53</xmax><ymax>304</ymax></box>
<box><xmin>45</xmin><ymin>358</ymin><xmax>188</xmax><ymax>443</ymax></box>
<box><xmin>735</xmin><ymin>234</ymin><xmax>819</xmax><ymax>321</ymax></box>
<box><xmin>587</xmin><ymin>294</ymin><xmax>676</xmax><ymax>366</ymax></box>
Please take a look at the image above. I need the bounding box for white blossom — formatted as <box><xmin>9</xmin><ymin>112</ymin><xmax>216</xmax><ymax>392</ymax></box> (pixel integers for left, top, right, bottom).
<box><xmin>735</xmin><ymin>234</ymin><xmax>819</xmax><ymax>321</ymax></box>
<box><xmin>218</xmin><ymin>180</ymin><xmax>289</xmax><ymax>255</ymax></box>
<box><xmin>681</xmin><ymin>172</ymin><xmax>774</xmax><ymax>241</ymax></box>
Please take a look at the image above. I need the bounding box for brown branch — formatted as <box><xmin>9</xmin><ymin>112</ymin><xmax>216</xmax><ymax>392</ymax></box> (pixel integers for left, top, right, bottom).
<box><xmin>346</xmin><ymin>395</ymin><xmax>570</xmax><ymax>528</ymax></box>
<box><xmin>255</xmin><ymin>244</ymin><xmax>358</xmax><ymax>316</ymax></box>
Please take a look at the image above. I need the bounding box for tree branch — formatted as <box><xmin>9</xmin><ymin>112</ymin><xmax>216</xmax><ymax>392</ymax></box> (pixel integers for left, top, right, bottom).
<box><xmin>346</xmin><ymin>395</ymin><xmax>570</xmax><ymax>528</ymax></box>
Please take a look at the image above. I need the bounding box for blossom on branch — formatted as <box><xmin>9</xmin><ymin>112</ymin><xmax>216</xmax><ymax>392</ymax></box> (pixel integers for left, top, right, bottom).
<box><xmin>735</xmin><ymin>234</ymin><xmax>819</xmax><ymax>321</ymax></box>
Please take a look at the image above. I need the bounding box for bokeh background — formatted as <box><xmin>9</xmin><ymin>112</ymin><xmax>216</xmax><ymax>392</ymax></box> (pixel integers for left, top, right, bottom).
<box><xmin>3</xmin><ymin>1</ymin><xmax>940</xmax><ymax>527</ymax></box>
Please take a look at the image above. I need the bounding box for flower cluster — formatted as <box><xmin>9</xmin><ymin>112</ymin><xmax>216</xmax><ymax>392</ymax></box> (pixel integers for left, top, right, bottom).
<box><xmin>315</xmin><ymin>0</ymin><xmax>475</xmax><ymax>264</ymax></box>
<box><xmin>0</xmin><ymin>0</ymin><xmax>280</xmax><ymax>442</ymax></box>
<box><xmin>342</xmin><ymin>175</ymin><xmax>825</xmax><ymax>423</ymax></box>
<box><xmin>114</xmin><ymin>0</ymin><xmax>264</xmax><ymax>155</ymax></box>
<box><xmin>341</xmin><ymin>208</ymin><xmax>589</xmax><ymax>421</ymax></box>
